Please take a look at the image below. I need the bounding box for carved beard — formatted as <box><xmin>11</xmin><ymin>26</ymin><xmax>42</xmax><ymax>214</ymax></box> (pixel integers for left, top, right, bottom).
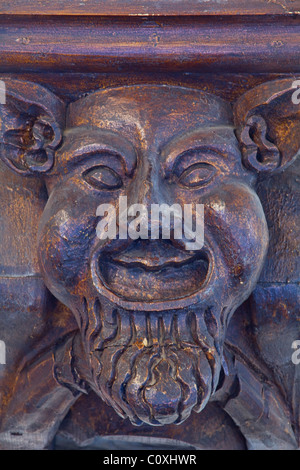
<box><xmin>78</xmin><ymin>296</ymin><xmax>223</xmax><ymax>426</ymax></box>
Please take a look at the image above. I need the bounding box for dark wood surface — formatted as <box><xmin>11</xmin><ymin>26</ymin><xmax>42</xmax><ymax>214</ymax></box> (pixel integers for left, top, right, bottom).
<box><xmin>0</xmin><ymin>2</ymin><xmax>299</xmax><ymax>450</ymax></box>
<box><xmin>0</xmin><ymin>0</ymin><xmax>299</xmax><ymax>16</ymax></box>
<box><xmin>0</xmin><ymin>16</ymin><xmax>299</xmax><ymax>73</ymax></box>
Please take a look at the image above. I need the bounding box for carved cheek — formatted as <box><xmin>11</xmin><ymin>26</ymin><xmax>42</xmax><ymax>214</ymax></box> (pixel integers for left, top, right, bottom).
<box><xmin>204</xmin><ymin>182</ymin><xmax>269</xmax><ymax>292</ymax></box>
<box><xmin>38</xmin><ymin>200</ymin><xmax>99</xmax><ymax>302</ymax></box>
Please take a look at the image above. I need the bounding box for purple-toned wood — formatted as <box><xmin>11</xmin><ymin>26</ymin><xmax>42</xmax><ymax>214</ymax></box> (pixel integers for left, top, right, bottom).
<box><xmin>0</xmin><ymin>16</ymin><xmax>299</xmax><ymax>74</ymax></box>
<box><xmin>0</xmin><ymin>0</ymin><xmax>299</xmax><ymax>16</ymax></box>
<box><xmin>0</xmin><ymin>2</ymin><xmax>299</xmax><ymax>450</ymax></box>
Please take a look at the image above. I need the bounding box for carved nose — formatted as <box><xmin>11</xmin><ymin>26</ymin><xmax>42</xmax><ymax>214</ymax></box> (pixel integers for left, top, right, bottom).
<box><xmin>127</xmin><ymin>158</ymin><xmax>165</xmax><ymax>207</ymax></box>
<box><xmin>123</xmin><ymin>166</ymin><xmax>170</xmax><ymax>240</ymax></box>
<box><xmin>129</xmin><ymin>178</ymin><xmax>160</xmax><ymax>208</ymax></box>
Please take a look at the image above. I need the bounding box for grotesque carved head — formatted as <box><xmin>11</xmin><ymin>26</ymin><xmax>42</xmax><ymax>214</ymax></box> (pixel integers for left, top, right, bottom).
<box><xmin>1</xmin><ymin>79</ymin><xmax>299</xmax><ymax>426</ymax></box>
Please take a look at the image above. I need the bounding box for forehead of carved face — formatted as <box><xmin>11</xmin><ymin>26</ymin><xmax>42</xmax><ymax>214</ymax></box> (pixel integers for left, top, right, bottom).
<box><xmin>38</xmin><ymin>86</ymin><xmax>269</xmax><ymax>426</ymax></box>
<box><xmin>51</xmin><ymin>84</ymin><xmax>241</xmax><ymax>178</ymax></box>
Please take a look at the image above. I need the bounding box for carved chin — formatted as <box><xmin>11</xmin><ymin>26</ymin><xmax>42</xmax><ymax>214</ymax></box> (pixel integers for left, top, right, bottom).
<box><xmin>79</xmin><ymin>299</ymin><xmax>221</xmax><ymax>426</ymax></box>
<box><xmin>95</xmin><ymin>343</ymin><xmax>214</xmax><ymax>426</ymax></box>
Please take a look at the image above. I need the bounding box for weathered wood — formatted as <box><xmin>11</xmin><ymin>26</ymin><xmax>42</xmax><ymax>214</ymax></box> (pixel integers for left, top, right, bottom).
<box><xmin>0</xmin><ymin>2</ymin><xmax>299</xmax><ymax>450</ymax></box>
<box><xmin>0</xmin><ymin>16</ymin><xmax>299</xmax><ymax>73</ymax></box>
<box><xmin>0</xmin><ymin>0</ymin><xmax>299</xmax><ymax>16</ymax></box>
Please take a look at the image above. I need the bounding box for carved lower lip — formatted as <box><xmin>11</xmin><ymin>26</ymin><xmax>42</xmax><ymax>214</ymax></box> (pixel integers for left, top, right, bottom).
<box><xmin>97</xmin><ymin>248</ymin><xmax>209</xmax><ymax>302</ymax></box>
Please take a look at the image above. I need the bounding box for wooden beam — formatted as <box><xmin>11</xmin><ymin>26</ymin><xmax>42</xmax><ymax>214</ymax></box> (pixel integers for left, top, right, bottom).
<box><xmin>0</xmin><ymin>0</ymin><xmax>299</xmax><ymax>16</ymax></box>
<box><xmin>0</xmin><ymin>16</ymin><xmax>299</xmax><ymax>73</ymax></box>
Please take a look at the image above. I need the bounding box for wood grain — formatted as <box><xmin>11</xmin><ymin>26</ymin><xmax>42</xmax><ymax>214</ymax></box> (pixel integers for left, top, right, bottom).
<box><xmin>0</xmin><ymin>0</ymin><xmax>299</xmax><ymax>16</ymax></box>
<box><xmin>0</xmin><ymin>16</ymin><xmax>299</xmax><ymax>73</ymax></box>
<box><xmin>0</xmin><ymin>1</ymin><xmax>299</xmax><ymax>447</ymax></box>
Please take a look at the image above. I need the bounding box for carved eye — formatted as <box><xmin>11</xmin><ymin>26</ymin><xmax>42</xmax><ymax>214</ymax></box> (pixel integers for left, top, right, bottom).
<box><xmin>178</xmin><ymin>163</ymin><xmax>216</xmax><ymax>188</ymax></box>
<box><xmin>83</xmin><ymin>166</ymin><xmax>123</xmax><ymax>190</ymax></box>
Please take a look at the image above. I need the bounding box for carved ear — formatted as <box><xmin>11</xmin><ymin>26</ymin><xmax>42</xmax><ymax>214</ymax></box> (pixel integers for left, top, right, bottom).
<box><xmin>0</xmin><ymin>78</ymin><xmax>65</xmax><ymax>176</ymax></box>
<box><xmin>234</xmin><ymin>78</ymin><xmax>300</xmax><ymax>174</ymax></box>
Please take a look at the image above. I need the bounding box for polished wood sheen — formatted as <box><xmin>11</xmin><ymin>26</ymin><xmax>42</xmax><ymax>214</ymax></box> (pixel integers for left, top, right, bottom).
<box><xmin>0</xmin><ymin>16</ymin><xmax>299</xmax><ymax>73</ymax></box>
<box><xmin>0</xmin><ymin>1</ymin><xmax>299</xmax><ymax>451</ymax></box>
<box><xmin>0</xmin><ymin>0</ymin><xmax>299</xmax><ymax>15</ymax></box>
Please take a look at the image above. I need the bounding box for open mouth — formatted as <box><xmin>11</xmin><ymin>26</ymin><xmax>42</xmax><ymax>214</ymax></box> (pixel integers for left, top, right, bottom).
<box><xmin>96</xmin><ymin>240</ymin><xmax>209</xmax><ymax>302</ymax></box>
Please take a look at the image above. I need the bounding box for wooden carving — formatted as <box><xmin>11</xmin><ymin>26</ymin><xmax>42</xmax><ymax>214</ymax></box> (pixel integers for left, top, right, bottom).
<box><xmin>0</xmin><ymin>78</ymin><xmax>299</xmax><ymax>450</ymax></box>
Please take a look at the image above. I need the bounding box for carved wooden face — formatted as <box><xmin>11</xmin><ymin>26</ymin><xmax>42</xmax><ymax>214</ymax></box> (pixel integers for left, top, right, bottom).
<box><xmin>37</xmin><ymin>86</ymin><xmax>269</xmax><ymax>426</ymax></box>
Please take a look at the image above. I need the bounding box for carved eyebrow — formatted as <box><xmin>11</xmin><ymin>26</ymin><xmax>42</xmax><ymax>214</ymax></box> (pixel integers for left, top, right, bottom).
<box><xmin>63</xmin><ymin>127</ymin><xmax>137</xmax><ymax>175</ymax></box>
<box><xmin>161</xmin><ymin>126</ymin><xmax>236</xmax><ymax>174</ymax></box>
